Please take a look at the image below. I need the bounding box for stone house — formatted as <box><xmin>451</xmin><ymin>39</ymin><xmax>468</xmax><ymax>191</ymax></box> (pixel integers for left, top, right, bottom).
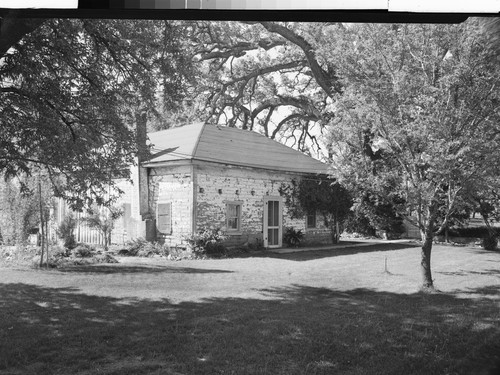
<box><xmin>111</xmin><ymin>122</ymin><xmax>332</xmax><ymax>249</ymax></box>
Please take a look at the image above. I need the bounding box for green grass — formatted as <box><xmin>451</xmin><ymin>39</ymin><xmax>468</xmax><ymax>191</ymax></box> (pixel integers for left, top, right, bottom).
<box><xmin>0</xmin><ymin>243</ymin><xmax>499</xmax><ymax>374</ymax></box>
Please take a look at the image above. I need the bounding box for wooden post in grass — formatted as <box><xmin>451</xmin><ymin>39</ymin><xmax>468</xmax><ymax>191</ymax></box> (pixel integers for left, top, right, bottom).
<box><xmin>38</xmin><ymin>174</ymin><xmax>45</xmax><ymax>268</ymax></box>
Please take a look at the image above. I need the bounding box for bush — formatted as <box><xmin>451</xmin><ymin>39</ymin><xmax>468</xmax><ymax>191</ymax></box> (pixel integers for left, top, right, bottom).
<box><xmin>136</xmin><ymin>241</ymin><xmax>168</xmax><ymax>257</ymax></box>
<box><xmin>248</xmin><ymin>237</ymin><xmax>264</xmax><ymax>251</ymax></box>
<box><xmin>482</xmin><ymin>235</ymin><xmax>498</xmax><ymax>251</ymax></box>
<box><xmin>437</xmin><ymin>226</ymin><xmax>500</xmax><ymax>250</ymax></box>
<box><xmin>57</xmin><ymin>214</ymin><xmax>77</xmax><ymax>249</ymax></box>
<box><xmin>93</xmin><ymin>253</ymin><xmax>119</xmax><ymax>264</ymax></box>
<box><xmin>72</xmin><ymin>243</ymin><xmax>95</xmax><ymax>258</ymax></box>
<box><xmin>344</xmin><ymin>213</ymin><xmax>377</xmax><ymax>237</ymax></box>
<box><xmin>51</xmin><ymin>245</ymin><xmax>70</xmax><ymax>258</ymax></box>
<box><xmin>31</xmin><ymin>255</ymin><xmax>58</xmax><ymax>269</ymax></box>
<box><xmin>184</xmin><ymin>228</ymin><xmax>227</xmax><ymax>256</ymax></box>
<box><xmin>283</xmin><ymin>227</ymin><xmax>304</xmax><ymax>247</ymax></box>
<box><xmin>118</xmin><ymin>238</ymin><xmax>169</xmax><ymax>257</ymax></box>
<box><xmin>444</xmin><ymin>226</ymin><xmax>500</xmax><ymax>238</ymax></box>
<box><xmin>29</xmin><ymin>243</ymin><xmax>119</xmax><ymax>268</ymax></box>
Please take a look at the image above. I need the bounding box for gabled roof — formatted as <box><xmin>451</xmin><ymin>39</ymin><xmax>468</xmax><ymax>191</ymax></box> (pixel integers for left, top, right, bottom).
<box><xmin>143</xmin><ymin>122</ymin><xmax>329</xmax><ymax>175</ymax></box>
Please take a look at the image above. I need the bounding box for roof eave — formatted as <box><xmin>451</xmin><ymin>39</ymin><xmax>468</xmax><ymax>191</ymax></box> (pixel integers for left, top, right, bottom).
<box><xmin>142</xmin><ymin>157</ymin><xmax>329</xmax><ymax>175</ymax></box>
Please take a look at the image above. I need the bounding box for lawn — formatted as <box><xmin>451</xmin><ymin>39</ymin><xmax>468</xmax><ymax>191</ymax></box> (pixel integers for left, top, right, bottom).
<box><xmin>0</xmin><ymin>243</ymin><xmax>499</xmax><ymax>374</ymax></box>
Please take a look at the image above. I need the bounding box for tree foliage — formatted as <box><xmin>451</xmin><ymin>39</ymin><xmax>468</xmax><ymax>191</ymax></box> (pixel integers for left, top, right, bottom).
<box><xmin>349</xmin><ymin>191</ymin><xmax>406</xmax><ymax>238</ymax></box>
<box><xmin>280</xmin><ymin>178</ymin><xmax>352</xmax><ymax>243</ymax></box>
<box><xmin>0</xmin><ymin>19</ymin><xmax>191</xmax><ymax>210</ymax></box>
<box><xmin>327</xmin><ymin>20</ymin><xmax>500</xmax><ymax>289</ymax></box>
<box><xmin>170</xmin><ymin>21</ymin><xmax>343</xmax><ymax>155</ymax></box>
<box><xmin>0</xmin><ymin>174</ymin><xmax>52</xmax><ymax>246</ymax></box>
<box><xmin>57</xmin><ymin>213</ymin><xmax>77</xmax><ymax>250</ymax></box>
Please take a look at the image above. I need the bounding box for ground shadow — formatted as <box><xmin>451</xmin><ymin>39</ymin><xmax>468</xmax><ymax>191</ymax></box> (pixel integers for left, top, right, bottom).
<box><xmin>1</xmin><ymin>282</ymin><xmax>499</xmax><ymax>375</ymax></box>
<box><xmin>250</xmin><ymin>242</ymin><xmax>421</xmax><ymax>262</ymax></box>
<box><xmin>437</xmin><ymin>269</ymin><xmax>500</xmax><ymax>277</ymax></box>
<box><xmin>461</xmin><ymin>285</ymin><xmax>500</xmax><ymax>297</ymax></box>
<box><xmin>466</xmin><ymin>248</ymin><xmax>500</xmax><ymax>256</ymax></box>
<box><xmin>55</xmin><ymin>264</ymin><xmax>234</xmax><ymax>274</ymax></box>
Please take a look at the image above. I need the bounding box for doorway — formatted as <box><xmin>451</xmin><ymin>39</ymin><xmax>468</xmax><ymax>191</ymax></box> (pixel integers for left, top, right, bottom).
<box><xmin>263</xmin><ymin>196</ymin><xmax>282</xmax><ymax>248</ymax></box>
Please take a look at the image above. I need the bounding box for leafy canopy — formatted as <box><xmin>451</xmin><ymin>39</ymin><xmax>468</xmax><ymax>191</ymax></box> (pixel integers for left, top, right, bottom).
<box><xmin>326</xmin><ymin>20</ymin><xmax>500</xmax><ymax>288</ymax></box>
<box><xmin>280</xmin><ymin>177</ymin><xmax>352</xmax><ymax>243</ymax></box>
<box><xmin>0</xmin><ymin>19</ymin><xmax>191</xmax><ymax>210</ymax></box>
<box><xmin>327</xmin><ymin>20</ymin><xmax>500</xmax><ymax>236</ymax></box>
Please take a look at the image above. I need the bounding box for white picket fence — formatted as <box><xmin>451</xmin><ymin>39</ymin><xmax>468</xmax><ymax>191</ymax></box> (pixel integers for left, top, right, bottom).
<box><xmin>74</xmin><ymin>218</ymin><xmax>106</xmax><ymax>245</ymax></box>
<box><xmin>49</xmin><ymin>199</ymin><xmax>107</xmax><ymax>246</ymax></box>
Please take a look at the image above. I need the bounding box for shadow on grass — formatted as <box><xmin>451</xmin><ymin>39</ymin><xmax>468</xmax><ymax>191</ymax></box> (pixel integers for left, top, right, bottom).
<box><xmin>55</xmin><ymin>265</ymin><xmax>234</xmax><ymax>274</ymax></box>
<box><xmin>254</xmin><ymin>243</ymin><xmax>421</xmax><ymax>262</ymax></box>
<box><xmin>467</xmin><ymin>248</ymin><xmax>500</xmax><ymax>255</ymax></box>
<box><xmin>1</xmin><ymin>282</ymin><xmax>499</xmax><ymax>375</ymax></box>
<box><xmin>461</xmin><ymin>285</ymin><xmax>500</xmax><ymax>297</ymax></box>
<box><xmin>437</xmin><ymin>269</ymin><xmax>500</xmax><ymax>277</ymax></box>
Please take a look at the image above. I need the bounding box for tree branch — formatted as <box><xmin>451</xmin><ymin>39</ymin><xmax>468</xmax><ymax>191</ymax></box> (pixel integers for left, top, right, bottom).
<box><xmin>257</xmin><ymin>22</ymin><xmax>341</xmax><ymax>97</ymax></box>
<box><xmin>224</xmin><ymin>60</ymin><xmax>306</xmax><ymax>86</ymax></box>
<box><xmin>197</xmin><ymin>39</ymin><xmax>285</xmax><ymax>61</ymax></box>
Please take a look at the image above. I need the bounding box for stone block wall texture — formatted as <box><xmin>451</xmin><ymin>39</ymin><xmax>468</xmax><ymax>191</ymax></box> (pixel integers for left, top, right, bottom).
<box><xmin>111</xmin><ymin>162</ymin><xmax>332</xmax><ymax>248</ymax></box>
<box><xmin>195</xmin><ymin>163</ymin><xmax>331</xmax><ymax>248</ymax></box>
<box><xmin>148</xmin><ymin>165</ymin><xmax>194</xmax><ymax>247</ymax></box>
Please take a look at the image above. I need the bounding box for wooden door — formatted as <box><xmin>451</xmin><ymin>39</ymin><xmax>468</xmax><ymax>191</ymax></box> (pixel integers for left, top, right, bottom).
<box><xmin>263</xmin><ymin>196</ymin><xmax>282</xmax><ymax>248</ymax></box>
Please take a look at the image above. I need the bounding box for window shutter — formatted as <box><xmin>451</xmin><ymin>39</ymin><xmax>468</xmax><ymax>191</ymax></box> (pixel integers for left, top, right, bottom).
<box><xmin>157</xmin><ymin>203</ymin><xmax>172</xmax><ymax>234</ymax></box>
<box><xmin>122</xmin><ymin>203</ymin><xmax>131</xmax><ymax>226</ymax></box>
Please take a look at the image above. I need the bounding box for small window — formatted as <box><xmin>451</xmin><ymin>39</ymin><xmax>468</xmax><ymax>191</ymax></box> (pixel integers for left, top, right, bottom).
<box><xmin>306</xmin><ymin>211</ymin><xmax>317</xmax><ymax>229</ymax></box>
<box><xmin>226</xmin><ymin>202</ymin><xmax>242</xmax><ymax>232</ymax></box>
<box><xmin>157</xmin><ymin>202</ymin><xmax>172</xmax><ymax>235</ymax></box>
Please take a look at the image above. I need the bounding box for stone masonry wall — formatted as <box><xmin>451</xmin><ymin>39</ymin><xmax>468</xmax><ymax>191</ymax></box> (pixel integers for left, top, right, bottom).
<box><xmin>149</xmin><ymin>165</ymin><xmax>193</xmax><ymax>247</ymax></box>
<box><xmin>195</xmin><ymin>163</ymin><xmax>331</xmax><ymax>248</ymax></box>
<box><xmin>110</xmin><ymin>163</ymin><xmax>331</xmax><ymax>248</ymax></box>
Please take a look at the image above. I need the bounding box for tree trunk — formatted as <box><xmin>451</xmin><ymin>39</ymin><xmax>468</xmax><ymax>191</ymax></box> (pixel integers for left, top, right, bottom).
<box><xmin>421</xmin><ymin>229</ymin><xmax>434</xmax><ymax>291</ymax></box>
<box><xmin>335</xmin><ymin>206</ymin><xmax>340</xmax><ymax>243</ymax></box>
<box><xmin>38</xmin><ymin>177</ymin><xmax>45</xmax><ymax>268</ymax></box>
<box><xmin>326</xmin><ymin>215</ymin><xmax>339</xmax><ymax>244</ymax></box>
<box><xmin>45</xmin><ymin>220</ymin><xmax>49</xmax><ymax>269</ymax></box>
<box><xmin>104</xmin><ymin>225</ymin><xmax>110</xmax><ymax>252</ymax></box>
<box><xmin>136</xmin><ymin>110</ymin><xmax>153</xmax><ymax>225</ymax></box>
<box><xmin>336</xmin><ymin>220</ymin><xmax>340</xmax><ymax>243</ymax></box>
<box><xmin>479</xmin><ymin>209</ymin><xmax>496</xmax><ymax>238</ymax></box>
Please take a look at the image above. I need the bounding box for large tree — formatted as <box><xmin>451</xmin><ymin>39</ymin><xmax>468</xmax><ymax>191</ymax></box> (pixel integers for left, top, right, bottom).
<box><xmin>0</xmin><ymin>18</ymin><xmax>191</xmax><ymax>210</ymax></box>
<box><xmin>162</xmin><ymin>21</ymin><xmax>343</xmax><ymax>156</ymax></box>
<box><xmin>326</xmin><ymin>19</ymin><xmax>500</xmax><ymax>290</ymax></box>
